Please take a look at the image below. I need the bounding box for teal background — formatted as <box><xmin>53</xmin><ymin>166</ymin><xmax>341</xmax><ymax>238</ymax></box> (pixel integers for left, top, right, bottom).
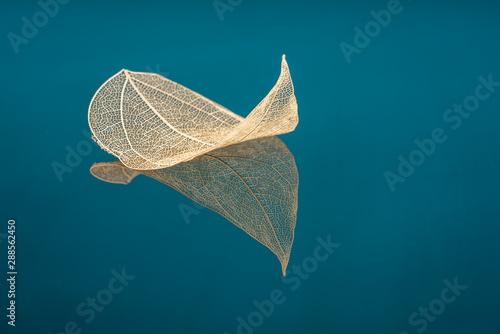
<box><xmin>1</xmin><ymin>0</ymin><xmax>500</xmax><ymax>333</ymax></box>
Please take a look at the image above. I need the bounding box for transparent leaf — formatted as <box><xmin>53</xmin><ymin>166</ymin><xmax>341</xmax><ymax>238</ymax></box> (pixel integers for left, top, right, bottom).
<box><xmin>88</xmin><ymin>55</ymin><xmax>298</xmax><ymax>170</ymax></box>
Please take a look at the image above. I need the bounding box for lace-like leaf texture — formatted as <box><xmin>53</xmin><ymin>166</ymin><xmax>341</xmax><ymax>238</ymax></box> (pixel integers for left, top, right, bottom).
<box><xmin>88</xmin><ymin>56</ymin><xmax>299</xmax><ymax>275</ymax></box>
<box><xmin>90</xmin><ymin>136</ymin><xmax>298</xmax><ymax>275</ymax></box>
<box><xmin>88</xmin><ymin>55</ymin><xmax>298</xmax><ymax>170</ymax></box>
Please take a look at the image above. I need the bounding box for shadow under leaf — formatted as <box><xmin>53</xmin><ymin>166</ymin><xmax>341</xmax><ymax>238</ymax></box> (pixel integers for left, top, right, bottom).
<box><xmin>90</xmin><ymin>136</ymin><xmax>298</xmax><ymax>275</ymax></box>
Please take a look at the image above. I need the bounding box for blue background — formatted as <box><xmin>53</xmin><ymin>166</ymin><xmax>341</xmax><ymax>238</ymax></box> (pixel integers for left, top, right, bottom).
<box><xmin>1</xmin><ymin>0</ymin><xmax>500</xmax><ymax>333</ymax></box>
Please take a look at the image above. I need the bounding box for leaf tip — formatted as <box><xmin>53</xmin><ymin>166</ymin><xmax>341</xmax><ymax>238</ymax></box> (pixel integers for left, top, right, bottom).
<box><xmin>281</xmin><ymin>257</ymin><xmax>290</xmax><ymax>276</ymax></box>
<box><xmin>281</xmin><ymin>54</ymin><xmax>288</xmax><ymax>66</ymax></box>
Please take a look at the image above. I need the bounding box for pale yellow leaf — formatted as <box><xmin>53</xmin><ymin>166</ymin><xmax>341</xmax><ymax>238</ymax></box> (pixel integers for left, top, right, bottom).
<box><xmin>88</xmin><ymin>55</ymin><xmax>298</xmax><ymax>170</ymax></box>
